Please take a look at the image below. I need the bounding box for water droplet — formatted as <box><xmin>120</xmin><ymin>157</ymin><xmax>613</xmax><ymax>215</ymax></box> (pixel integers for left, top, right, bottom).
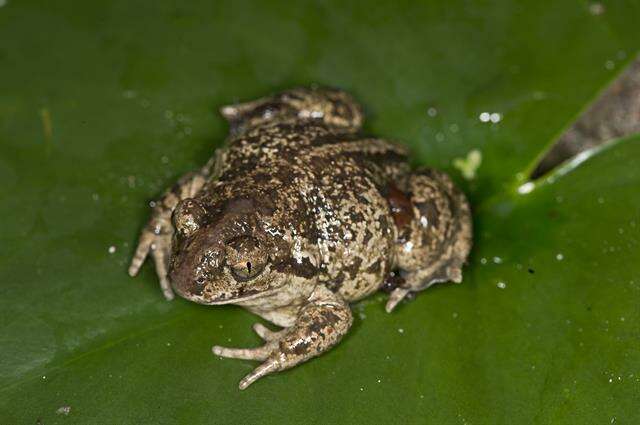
<box><xmin>497</xmin><ymin>281</ymin><xmax>507</xmax><ymax>289</ymax></box>
<box><xmin>479</xmin><ymin>111</ymin><xmax>502</xmax><ymax>123</ymax></box>
<box><xmin>452</xmin><ymin>312</ymin><xmax>458</xmax><ymax>319</ymax></box>
<box><xmin>517</xmin><ymin>182</ymin><xmax>535</xmax><ymax>194</ymax></box>
<box><xmin>164</xmin><ymin>110</ymin><xmax>174</xmax><ymax>119</ymax></box>
<box><xmin>605</xmin><ymin>60</ymin><xmax>615</xmax><ymax>70</ymax></box>
<box><xmin>449</xmin><ymin>123</ymin><xmax>459</xmax><ymax>133</ymax></box>
<box><xmin>480</xmin><ymin>257</ymin><xmax>487</xmax><ymax>265</ymax></box>
<box><xmin>56</xmin><ymin>406</ymin><xmax>71</xmax><ymax>416</ymax></box>
<box><xmin>427</xmin><ymin>107</ymin><xmax>438</xmax><ymax>117</ymax></box>
<box><xmin>435</xmin><ymin>132</ymin><xmax>445</xmax><ymax>142</ymax></box>
<box><xmin>589</xmin><ymin>2</ymin><xmax>605</xmax><ymax>15</ymax></box>
<box><xmin>493</xmin><ymin>256</ymin><xmax>503</xmax><ymax>264</ymax></box>
<box><xmin>108</xmin><ymin>246</ymin><xmax>116</xmax><ymax>254</ymax></box>
<box><xmin>92</xmin><ymin>193</ymin><xmax>100</xmax><ymax>201</ymax></box>
<box><xmin>398</xmin><ymin>328</ymin><xmax>404</xmax><ymax>334</ymax></box>
<box><xmin>556</xmin><ymin>253</ymin><xmax>564</xmax><ymax>261</ymax></box>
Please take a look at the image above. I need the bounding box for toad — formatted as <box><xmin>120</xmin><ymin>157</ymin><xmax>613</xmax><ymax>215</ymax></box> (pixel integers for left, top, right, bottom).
<box><xmin>129</xmin><ymin>87</ymin><xmax>472</xmax><ymax>389</ymax></box>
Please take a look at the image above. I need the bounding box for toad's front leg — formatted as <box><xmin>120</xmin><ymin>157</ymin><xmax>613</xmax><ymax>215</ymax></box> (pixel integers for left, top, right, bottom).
<box><xmin>213</xmin><ymin>286</ymin><xmax>353</xmax><ymax>389</ymax></box>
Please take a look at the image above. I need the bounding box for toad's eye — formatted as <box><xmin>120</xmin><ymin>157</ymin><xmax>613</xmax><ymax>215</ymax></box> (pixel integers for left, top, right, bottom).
<box><xmin>226</xmin><ymin>236</ymin><xmax>267</xmax><ymax>281</ymax></box>
<box><xmin>230</xmin><ymin>260</ymin><xmax>262</xmax><ymax>281</ymax></box>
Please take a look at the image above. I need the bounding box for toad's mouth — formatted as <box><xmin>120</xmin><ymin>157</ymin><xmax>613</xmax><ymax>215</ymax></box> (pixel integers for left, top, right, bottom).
<box><xmin>174</xmin><ymin>285</ymin><xmax>280</xmax><ymax>306</ymax></box>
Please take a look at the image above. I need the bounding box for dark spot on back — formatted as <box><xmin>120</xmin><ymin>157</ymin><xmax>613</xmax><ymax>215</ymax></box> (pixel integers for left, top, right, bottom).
<box><xmin>385</xmin><ymin>183</ymin><xmax>413</xmax><ymax>230</ymax></box>
<box><xmin>325</xmin><ymin>272</ymin><xmax>345</xmax><ymax>292</ymax></box>
<box><xmin>273</xmin><ymin>256</ymin><xmax>317</xmax><ymax>279</ymax></box>
<box><xmin>363</xmin><ymin>229</ymin><xmax>373</xmax><ymax>244</ymax></box>
<box><xmin>345</xmin><ymin>257</ymin><xmax>363</xmax><ymax>279</ymax></box>
<box><xmin>366</xmin><ymin>260</ymin><xmax>381</xmax><ymax>274</ymax></box>
<box><xmin>416</xmin><ymin>201</ymin><xmax>440</xmax><ymax>230</ymax></box>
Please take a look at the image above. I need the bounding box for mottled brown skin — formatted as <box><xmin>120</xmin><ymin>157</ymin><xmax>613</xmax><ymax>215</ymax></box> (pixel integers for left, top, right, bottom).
<box><xmin>129</xmin><ymin>87</ymin><xmax>472</xmax><ymax>389</ymax></box>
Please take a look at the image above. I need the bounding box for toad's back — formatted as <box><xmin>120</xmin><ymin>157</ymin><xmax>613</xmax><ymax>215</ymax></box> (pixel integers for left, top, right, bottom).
<box><xmin>215</xmin><ymin>122</ymin><xmax>412</xmax><ymax>301</ymax></box>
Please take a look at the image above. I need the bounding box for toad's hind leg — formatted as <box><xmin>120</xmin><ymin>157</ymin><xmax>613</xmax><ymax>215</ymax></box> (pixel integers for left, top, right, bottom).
<box><xmin>386</xmin><ymin>169</ymin><xmax>472</xmax><ymax>312</ymax></box>
<box><xmin>212</xmin><ymin>287</ymin><xmax>353</xmax><ymax>389</ymax></box>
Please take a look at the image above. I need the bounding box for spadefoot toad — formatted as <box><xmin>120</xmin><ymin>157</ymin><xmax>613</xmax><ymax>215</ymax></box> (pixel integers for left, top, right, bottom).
<box><xmin>129</xmin><ymin>87</ymin><xmax>472</xmax><ymax>389</ymax></box>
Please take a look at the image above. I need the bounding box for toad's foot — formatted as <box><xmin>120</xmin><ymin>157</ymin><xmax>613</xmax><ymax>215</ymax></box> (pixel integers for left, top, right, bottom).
<box><xmin>252</xmin><ymin>323</ymin><xmax>288</xmax><ymax>342</ymax></box>
<box><xmin>128</xmin><ymin>213</ymin><xmax>174</xmax><ymax>300</ymax></box>
<box><xmin>384</xmin><ymin>263</ymin><xmax>465</xmax><ymax>312</ymax></box>
<box><xmin>385</xmin><ymin>288</ymin><xmax>410</xmax><ymax>313</ymax></box>
<box><xmin>212</xmin><ymin>287</ymin><xmax>353</xmax><ymax>390</ymax></box>
<box><xmin>210</xmin><ymin>323</ymin><xmax>287</xmax><ymax>360</ymax></box>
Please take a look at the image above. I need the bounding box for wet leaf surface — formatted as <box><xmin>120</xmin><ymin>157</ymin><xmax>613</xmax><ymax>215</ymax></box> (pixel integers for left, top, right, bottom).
<box><xmin>1</xmin><ymin>1</ymin><xmax>639</xmax><ymax>423</ymax></box>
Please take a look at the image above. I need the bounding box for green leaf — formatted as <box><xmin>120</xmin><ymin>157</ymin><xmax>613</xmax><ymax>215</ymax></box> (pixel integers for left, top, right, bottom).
<box><xmin>1</xmin><ymin>1</ymin><xmax>639</xmax><ymax>424</ymax></box>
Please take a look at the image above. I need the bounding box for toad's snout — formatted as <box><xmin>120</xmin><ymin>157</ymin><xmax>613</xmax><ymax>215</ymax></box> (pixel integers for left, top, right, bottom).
<box><xmin>169</xmin><ymin>230</ymin><xmax>225</xmax><ymax>300</ymax></box>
